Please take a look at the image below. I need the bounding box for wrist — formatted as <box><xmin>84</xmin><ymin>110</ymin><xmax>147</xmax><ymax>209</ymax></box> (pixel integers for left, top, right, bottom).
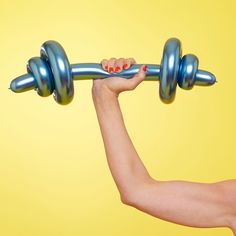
<box><xmin>92</xmin><ymin>82</ymin><xmax>118</xmax><ymax>102</ymax></box>
<box><xmin>92</xmin><ymin>82</ymin><xmax>121</xmax><ymax>118</ymax></box>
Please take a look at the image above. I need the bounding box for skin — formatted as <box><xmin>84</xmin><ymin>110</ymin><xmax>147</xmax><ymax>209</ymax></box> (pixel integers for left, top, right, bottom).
<box><xmin>92</xmin><ymin>58</ymin><xmax>236</xmax><ymax>235</ymax></box>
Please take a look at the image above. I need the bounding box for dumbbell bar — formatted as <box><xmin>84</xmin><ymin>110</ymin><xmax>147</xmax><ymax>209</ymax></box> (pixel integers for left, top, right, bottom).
<box><xmin>9</xmin><ymin>38</ymin><xmax>216</xmax><ymax>105</ymax></box>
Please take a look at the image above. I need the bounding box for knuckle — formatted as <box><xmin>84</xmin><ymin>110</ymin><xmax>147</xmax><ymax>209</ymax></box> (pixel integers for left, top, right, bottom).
<box><xmin>118</xmin><ymin>58</ymin><xmax>124</xmax><ymax>62</ymax></box>
<box><xmin>109</xmin><ymin>59</ymin><xmax>116</xmax><ymax>66</ymax></box>
<box><xmin>101</xmin><ymin>59</ymin><xmax>107</xmax><ymax>64</ymax></box>
<box><xmin>109</xmin><ymin>57</ymin><xmax>116</xmax><ymax>62</ymax></box>
<box><xmin>117</xmin><ymin>58</ymin><xmax>124</xmax><ymax>65</ymax></box>
<box><xmin>128</xmin><ymin>58</ymin><xmax>135</xmax><ymax>63</ymax></box>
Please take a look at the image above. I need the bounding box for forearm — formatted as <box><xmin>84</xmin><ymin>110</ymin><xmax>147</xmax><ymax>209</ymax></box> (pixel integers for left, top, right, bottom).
<box><xmin>92</xmin><ymin>86</ymin><xmax>152</xmax><ymax>198</ymax></box>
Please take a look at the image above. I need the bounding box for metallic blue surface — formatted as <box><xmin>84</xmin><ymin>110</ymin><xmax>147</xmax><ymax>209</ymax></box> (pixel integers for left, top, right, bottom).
<box><xmin>40</xmin><ymin>41</ymin><xmax>74</xmax><ymax>105</ymax></box>
<box><xmin>10</xmin><ymin>74</ymin><xmax>35</xmax><ymax>92</ymax></box>
<box><xmin>160</xmin><ymin>38</ymin><xmax>181</xmax><ymax>103</ymax></box>
<box><xmin>71</xmin><ymin>63</ymin><xmax>160</xmax><ymax>81</ymax></box>
<box><xmin>9</xmin><ymin>38</ymin><xmax>216</xmax><ymax>104</ymax></box>
<box><xmin>178</xmin><ymin>54</ymin><xmax>199</xmax><ymax>90</ymax></box>
<box><xmin>195</xmin><ymin>70</ymin><xmax>216</xmax><ymax>85</ymax></box>
<box><xmin>27</xmin><ymin>57</ymin><xmax>53</xmax><ymax>96</ymax></box>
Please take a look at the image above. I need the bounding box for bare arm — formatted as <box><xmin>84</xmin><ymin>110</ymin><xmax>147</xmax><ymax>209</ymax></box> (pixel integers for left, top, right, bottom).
<box><xmin>92</xmin><ymin>58</ymin><xmax>236</xmax><ymax>233</ymax></box>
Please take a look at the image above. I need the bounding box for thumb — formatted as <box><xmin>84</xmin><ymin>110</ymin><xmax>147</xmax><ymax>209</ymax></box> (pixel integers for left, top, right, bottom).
<box><xmin>127</xmin><ymin>65</ymin><xmax>147</xmax><ymax>90</ymax></box>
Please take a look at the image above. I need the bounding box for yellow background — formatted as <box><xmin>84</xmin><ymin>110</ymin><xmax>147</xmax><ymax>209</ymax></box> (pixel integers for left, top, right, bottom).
<box><xmin>0</xmin><ymin>0</ymin><xmax>235</xmax><ymax>235</ymax></box>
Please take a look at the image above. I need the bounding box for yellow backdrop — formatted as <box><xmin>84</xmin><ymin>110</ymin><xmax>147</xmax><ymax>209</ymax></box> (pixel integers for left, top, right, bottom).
<box><xmin>1</xmin><ymin>0</ymin><xmax>235</xmax><ymax>235</ymax></box>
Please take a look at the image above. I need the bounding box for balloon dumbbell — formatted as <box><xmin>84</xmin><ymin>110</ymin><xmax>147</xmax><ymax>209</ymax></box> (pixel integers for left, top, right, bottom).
<box><xmin>9</xmin><ymin>38</ymin><xmax>216</xmax><ymax>105</ymax></box>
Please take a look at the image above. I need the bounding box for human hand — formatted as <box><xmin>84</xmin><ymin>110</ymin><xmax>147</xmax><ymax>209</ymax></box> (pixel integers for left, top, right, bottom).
<box><xmin>92</xmin><ymin>58</ymin><xmax>147</xmax><ymax>98</ymax></box>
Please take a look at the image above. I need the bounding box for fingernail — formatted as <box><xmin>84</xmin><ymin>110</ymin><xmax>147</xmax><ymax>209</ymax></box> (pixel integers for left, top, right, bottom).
<box><xmin>143</xmin><ymin>65</ymin><xmax>147</xmax><ymax>72</ymax></box>
<box><xmin>109</xmin><ymin>67</ymin><xmax>114</xmax><ymax>73</ymax></box>
<box><xmin>105</xmin><ymin>65</ymin><xmax>108</xmax><ymax>70</ymax></box>
<box><xmin>115</xmin><ymin>66</ymin><xmax>121</xmax><ymax>72</ymax></box>
<box><xmin>123</xmin><ymin>64</ymin><xmax>128</xmax><ymax>69</ymax></box>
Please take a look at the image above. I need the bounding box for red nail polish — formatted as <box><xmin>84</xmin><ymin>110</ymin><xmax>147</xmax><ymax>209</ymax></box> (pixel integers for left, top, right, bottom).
<box><xmin>105</xmin><ymin>65</ymin><xmax>108</xmax><ymax>70</ymax></box>
<box><xmin>115</xmin><ymin>66</ymin><xmax>121</xmax><ymax>72</ymax></box>
<box><xmin>109</xmin><ymin>67</ymin><xmax>114</xmax><ymax>73</ymax></box>
<box><xmin>123</xmin><ymin>64</ymin><xmax>128</xmax><ymax>69</ymax></box>
<box><xmin>143</xmin><ymin>65</ymin><xmax>147</xmax><ymax>72</ymax></box>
